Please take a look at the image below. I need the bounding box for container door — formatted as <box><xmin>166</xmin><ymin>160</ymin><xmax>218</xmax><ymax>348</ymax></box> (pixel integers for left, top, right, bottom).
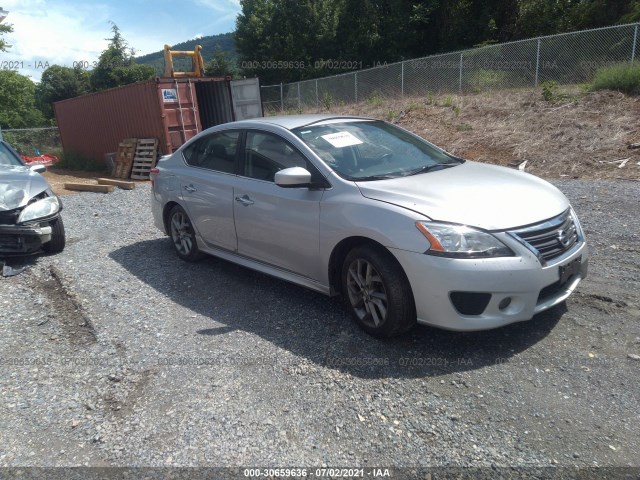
<box><xmin>195</xmin><ymin>81</ymin><xmax>234</xmax><ymax>130</ymax></box>
<box><xmin>231</xmin><ymin>78</ymin><xmax>263</xmax><ymax>121</ymax></box>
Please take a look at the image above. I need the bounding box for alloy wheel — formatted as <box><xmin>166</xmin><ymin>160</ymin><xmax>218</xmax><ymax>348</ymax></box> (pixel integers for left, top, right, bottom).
<box><xmin>346</xmin><ymin>258</ymin><xmax>389</xmax><ymax>328</ymax></box>
<box><xmin>170</xmin><ymin>211</ymin><xmax>195</xmax><ymax>256</ymax></box>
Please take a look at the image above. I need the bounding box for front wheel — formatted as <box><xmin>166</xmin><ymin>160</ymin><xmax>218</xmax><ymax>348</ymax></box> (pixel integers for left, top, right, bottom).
<box><xmin>43</xmin><ymin>216</ymin><xmax>65</xmax><ymax>254</ymax></box>
<box><xmin>342</xmin><ymin>245</ymin><xmax>416</xmax><ymax>338</ymax></box>
<box><xmin>168</xmin><ymin>205</ymin><xmax>202</xmax><ymax>261</ymax></box>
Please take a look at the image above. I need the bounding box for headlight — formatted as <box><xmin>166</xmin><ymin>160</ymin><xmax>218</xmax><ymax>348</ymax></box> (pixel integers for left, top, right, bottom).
<box><xmin>416</xmin><ymin>221</ymin><xmax>514</xmax><ymax>258</ymax></box>
<box><xmin>17</xmin><ymin>196</ymin><xmax>60</xmax><ymax>223</ymax></box>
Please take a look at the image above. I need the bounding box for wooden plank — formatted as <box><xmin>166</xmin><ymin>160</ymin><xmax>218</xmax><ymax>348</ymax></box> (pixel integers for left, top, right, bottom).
<box><xmin>64</xmin><ymin>183</ymin><xmax>114</xmax><ymax>193</ymax></box>
<box><xmin>96</xmin><ymin>178</ymin><xmax>136</xmax><ymax>190</ymax></box>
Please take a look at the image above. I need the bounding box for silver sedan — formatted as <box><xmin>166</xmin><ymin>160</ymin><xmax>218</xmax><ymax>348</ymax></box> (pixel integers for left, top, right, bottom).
<box><xmin>150</xmin><ymin>115</ymin><xmax>588</xmax><ymax>337</ymax></box>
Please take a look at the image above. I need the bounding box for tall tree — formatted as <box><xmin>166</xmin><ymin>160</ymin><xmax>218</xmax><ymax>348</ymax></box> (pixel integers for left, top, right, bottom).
<box><xmin>90</xmin><ymin>22</ymin><xmax>155</xmax><ymax>92</ymax></box>
<box><xmin>0</xmin><ymin>20</ymin><xmax>12</xmax><ymax>52</ymax></box>
<box><xmin>35</xmin><ymin>65</ymin><xmax>91</xmax><ymax>119</ymax></box>
<box><xmin>235</xmin><ymin>0</ymin><xmax>340</xmax><ymax>83</ymax></box>
<box><xmin>0</xmin><ymin>70</ymin><xmax>45</xmax><ymax>128</ymax></box>
<box><xmin>234</xmin><ymin>0</ymin><xmax>640</xmax><ymax>84</ymax></box>
<box><xmin>205</xmin><ymin>48</ymin><xmax>235</xmax><ymax>77</ymax></box>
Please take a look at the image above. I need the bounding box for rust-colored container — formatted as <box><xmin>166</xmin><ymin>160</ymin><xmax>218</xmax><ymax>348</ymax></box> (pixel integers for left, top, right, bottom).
<box><xmin>54</xmin><ymin>77</ymin><xmax>234</xmax><ymax>163</ymax></box>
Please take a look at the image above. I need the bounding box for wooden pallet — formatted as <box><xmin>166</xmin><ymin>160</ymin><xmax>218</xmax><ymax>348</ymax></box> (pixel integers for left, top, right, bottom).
<box><xmin>112</xmin><ymin>138</ymin><xmax>137</xmax><ymax>179</ymax></box>
<box><xmin>130</xmin><ymin>138</ymin><xmax>159</xmax><ymax>180</ymax></box>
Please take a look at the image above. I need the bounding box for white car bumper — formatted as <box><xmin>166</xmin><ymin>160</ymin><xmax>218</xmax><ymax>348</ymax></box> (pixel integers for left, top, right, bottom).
<box><xmin>390</xmin><ymin>238</ymin><xmax>588</xmax><ymax>331</ymax></box>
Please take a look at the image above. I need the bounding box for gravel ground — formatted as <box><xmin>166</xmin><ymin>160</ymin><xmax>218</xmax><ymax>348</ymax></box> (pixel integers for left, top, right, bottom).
<box><xmin>0</xmin><ymin>180</ymin><xmax>639</xmax><ymax>471</ymax></box>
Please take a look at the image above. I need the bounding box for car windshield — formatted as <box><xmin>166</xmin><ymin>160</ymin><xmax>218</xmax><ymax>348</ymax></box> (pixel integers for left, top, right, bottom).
<box><xmin>293</xmin><ymin>120</ymin><xmax>462</xmax><ymax>180</ymax></box>
<box><xmin>0</xmin><ymin>142</ymin><xmax>23</xmax><ymax>167</ymax></box>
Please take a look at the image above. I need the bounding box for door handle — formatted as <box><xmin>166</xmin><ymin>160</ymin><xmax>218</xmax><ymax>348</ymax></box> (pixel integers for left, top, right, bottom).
<box><xmin>235</xmin><ymin>195</ymin><xmax>254</xmax><ymax>206</ymax></box>
<box><xmin>184</xmin><ymin>184</ymin><xmax>197</xmax><ymax>192</ymax></box>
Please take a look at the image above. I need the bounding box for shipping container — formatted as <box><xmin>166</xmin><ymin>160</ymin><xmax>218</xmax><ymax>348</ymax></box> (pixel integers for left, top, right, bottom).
<box><xmin>54</xmin><ymin>77</ymin><xmax>262</xmax><ymax>164</ymax></box>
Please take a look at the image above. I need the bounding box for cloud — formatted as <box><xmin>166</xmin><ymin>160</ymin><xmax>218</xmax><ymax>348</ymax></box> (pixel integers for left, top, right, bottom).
<box><xmin>1</xmin><ymin>1</ymin><xmax>111</xmax><ymax>81</ymax></box>
<box><xmin>0</xmin><ymin>0</ymin><xmax>241</xmax><ymax>82</ymax></box>
<box><xmin>192</xmin><ymin>0</ymin><xmax>240</xmax><ymax>14</ymax></box>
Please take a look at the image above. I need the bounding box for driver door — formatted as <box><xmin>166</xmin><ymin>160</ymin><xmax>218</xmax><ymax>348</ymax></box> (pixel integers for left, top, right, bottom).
<box><xmin>233</xmin><ymin>131</ymin><xmax>326</xmax><ymax>281</ymax></box>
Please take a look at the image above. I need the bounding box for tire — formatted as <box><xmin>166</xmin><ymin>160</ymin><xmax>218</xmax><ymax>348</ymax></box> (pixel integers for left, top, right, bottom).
<box><xmin>42</xmin><ymin>216</ymin><xmax>66</xmax><ymax>254</ymax></box>
<box><xmin>341</xmin><ymin>245</ymin><xmax>416</xmax><ymax>338</ymax></box>
<box><xmin>168</xmin><ymin>205</ymin><xmax>202</xmax><ymax>261</ymax></box>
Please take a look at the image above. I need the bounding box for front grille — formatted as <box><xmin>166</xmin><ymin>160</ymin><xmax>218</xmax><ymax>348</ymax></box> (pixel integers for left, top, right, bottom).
<box><xmin>511</xmin><ymin>209</ymin><xmax>579</xmax><ymax>262</ymax></box>
<box><xmin>0</xmin><ymin>208</ymin><xmax>20</xmax><ymax>225</ymax></box>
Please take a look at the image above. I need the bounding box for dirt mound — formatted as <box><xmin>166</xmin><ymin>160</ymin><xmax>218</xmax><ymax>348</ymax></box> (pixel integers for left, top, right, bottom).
<box><xmin>305</xmin><ymin>88</ymin><xmax>640</xmax><ymax>180</ymax></box>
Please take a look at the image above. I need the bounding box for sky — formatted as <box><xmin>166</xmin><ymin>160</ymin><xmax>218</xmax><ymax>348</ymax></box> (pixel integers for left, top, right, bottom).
<box><xmin>0</xmin><ymin>0</ymin><xmax>241</xmax><ymax>82</ymax></box>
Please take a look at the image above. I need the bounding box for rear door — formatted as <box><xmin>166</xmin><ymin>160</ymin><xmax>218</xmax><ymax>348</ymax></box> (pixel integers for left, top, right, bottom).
<box><xmin>233</xmin><ymin>130</ymin><xmax>325</xmax><ymax>281</ymax></box>
<box><xmin>178</xmin><ymin>131</ymin><xmax>240</xmax><ymax>252</ymax></box>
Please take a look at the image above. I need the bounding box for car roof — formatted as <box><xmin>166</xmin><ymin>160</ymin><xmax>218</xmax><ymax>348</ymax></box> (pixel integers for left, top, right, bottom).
<box><xmin>226</xmin><ymin>114</ymin><xmax>374</xmax><ymax>131</ymax></box>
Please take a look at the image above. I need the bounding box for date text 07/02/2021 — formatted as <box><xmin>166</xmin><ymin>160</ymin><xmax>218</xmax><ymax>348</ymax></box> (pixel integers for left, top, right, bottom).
<box><xmin>243</xmin><ymin>468</ymin><xmax>392</xmax><ymax>478</ymax></box>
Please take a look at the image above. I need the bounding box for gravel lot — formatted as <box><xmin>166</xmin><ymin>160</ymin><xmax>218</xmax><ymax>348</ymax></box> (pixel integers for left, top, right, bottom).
<box><xmin>1</xmin><ymin>180</ymin><xmax>639</xmax><ymax>471</ymax></box>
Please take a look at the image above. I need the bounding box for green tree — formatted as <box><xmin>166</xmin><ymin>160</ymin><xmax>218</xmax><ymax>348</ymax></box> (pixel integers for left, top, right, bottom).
<box><xmin>205</xmin><ymin>48</ymin><xmax>235</xmax><ymax>77</ymax></box>
<box><xmin>235</xmin><ymin>0</ymin><xmax>340</xmax><ymax>83</ymax></box>
<box><xmin>234</xmin><ymin>0</ymin><xmax>640</xmax><ymax>85</ymax></box>
<box><xmin>35</xmin><ymin>65</ymin><xmax>90</xmax><ymax>119</ymax></box>
<box><xmin>0</xmin><ymin>21</ymin><xmax>12</xmax><ymax>52</ymax></box>
<box><xmin>90</xmin><ymin>22</ymin><xmax>155</xmax><ymax>92</ymax></box>
<box><xmin>0</xmin><ymin>69</ymin><xmax>46</xmax><ymax>128</ymax></box>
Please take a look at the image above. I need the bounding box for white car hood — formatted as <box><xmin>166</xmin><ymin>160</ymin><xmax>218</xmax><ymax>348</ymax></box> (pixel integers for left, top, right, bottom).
<box><xmin>0</xmin><ymin>165</ymin><xmax>49</xmax><ymax>211</ymax></box>
<box><xmin>356</xmin><ymin>161</ymin><xmax>569</xmax><ymax>230</ymax></box>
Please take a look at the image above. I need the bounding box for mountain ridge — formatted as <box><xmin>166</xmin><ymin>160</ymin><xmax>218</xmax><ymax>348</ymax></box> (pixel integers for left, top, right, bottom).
<box><xmin>135</xmin><ymin>32</ymin><xmax>237</xmax><ymax>75</ymax></box>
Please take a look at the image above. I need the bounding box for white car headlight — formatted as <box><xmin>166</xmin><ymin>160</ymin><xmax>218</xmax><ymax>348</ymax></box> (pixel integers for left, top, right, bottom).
<box><xmin>416</xmin><ymin>221</ymin><xmax>514</xmax><ymax>258</ymax></box>
<box><xmin>18</xmin><ymin>196</ymin><xmax>60</xmax><ymax>223</ymax></box>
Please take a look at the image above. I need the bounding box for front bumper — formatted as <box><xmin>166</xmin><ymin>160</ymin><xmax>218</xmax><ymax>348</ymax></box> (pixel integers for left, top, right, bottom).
<box><xmin>390</xmin><ymin>237</ymin><xmax>588</xmax><ymax>331</ymax></box>
<box><xmin>0</xmin><ymin>223</ymin><xmax>53</xmax><ymax>254</ymax></box>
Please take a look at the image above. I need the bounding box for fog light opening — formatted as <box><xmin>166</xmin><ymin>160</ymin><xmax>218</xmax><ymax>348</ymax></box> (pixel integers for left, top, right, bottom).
<box><xmin>499</xmin><ymin>297</ymin><xmax>512</xmax><ymax>311</ymax></box>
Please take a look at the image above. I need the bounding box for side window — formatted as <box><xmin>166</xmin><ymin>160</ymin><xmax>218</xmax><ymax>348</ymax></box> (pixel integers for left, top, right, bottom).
<box><xmin>182</xmin><ymin>131</ymin><xmax>239</xmax><ymax>174</ymax></box>
<box><xmin>244</xmin><ymin>131</ymin><xmax>313</xmax><ymax>182</ymax></box>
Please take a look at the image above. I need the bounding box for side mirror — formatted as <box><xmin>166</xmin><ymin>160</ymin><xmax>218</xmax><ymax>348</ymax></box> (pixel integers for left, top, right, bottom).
<box><xmin>274</xmin><ymin>167</ymin><xmax>312</xmax><ymax>188</ymax></box>
<box><xmin>30</xmin><ymin>164</ymin><xmax>46</xmax><ymax>174</ymax></box>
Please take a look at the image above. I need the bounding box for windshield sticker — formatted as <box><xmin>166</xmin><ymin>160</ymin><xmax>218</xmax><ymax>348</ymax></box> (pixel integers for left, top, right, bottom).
<box><xmin>321</xmin><ymin>131</ymin><xmax>363</xmax><ymax>148</ymax></box>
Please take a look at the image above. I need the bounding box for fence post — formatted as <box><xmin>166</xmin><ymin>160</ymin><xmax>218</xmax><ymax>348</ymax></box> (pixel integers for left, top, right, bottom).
<box><xmin>355</xmin><ymin>72</ymin><xmax>358</xmax><ymax>103</ymax></box>
<box><xmin>632</xmin><ymin>24</ymin><xmax>638</xmax><ymax>63</ymax></box>
<box><xmin>315</xmin><ymin>79</ymin><xmax>319</xmax><ymax>107</ymax></box>
<box><xmin>535</xmin><ymin>38</ymin><xmax>541</xmax><ymax>86</ymax></box>
<box><xmin>0</xmin><ymin>126</ymin><xmax>3</xmax><ymax>141</ymax></box>
<box><xmin>280</xmin><ymin>83</ymin><xmax>283</xmax><ymax>112</ymax></box>
<box><xmin>297</xmin><ymin>83</ymin><xmax>301</xmax><ymax>111</ymax></box>
<box><xmin>401</xmin><ymin>61</ymin><xmax>405</xmax><ymax>97</ymax></box>
<box><xmin>458</xmin><ymin>53</ymin><xmax>463</xmax><ymax>93</ymax></box>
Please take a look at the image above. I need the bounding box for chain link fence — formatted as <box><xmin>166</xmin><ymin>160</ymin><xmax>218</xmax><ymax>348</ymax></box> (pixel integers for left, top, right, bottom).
<box><xmin>0</xmin><ymin>127</ymin><xmax>61</xmax><ymax>157</ymax></box>
<box><xmin>262</xmin><ymin>22</ymin><xmax>640</xmax><ymax>112</ymax></box>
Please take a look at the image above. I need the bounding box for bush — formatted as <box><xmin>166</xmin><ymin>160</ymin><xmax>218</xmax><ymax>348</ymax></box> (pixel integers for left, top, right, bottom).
<box><xmin>540</xmin><ymin>80</ymin><xmax>559</xmax><ymax>102</ymax></box>
<box><xmin>590</xmin><ymin>63</ymin><xmax>640</xmax><ymax>95</ymax></box>
<box><xmin>2</xmin><ymin>128</ymin><xmax>60</xmax><ymax>156</ymax></box>
<box><xmin>55</xmin><ymin>152</ymin><xmax>106</xmax><ymax>172</ymax></box>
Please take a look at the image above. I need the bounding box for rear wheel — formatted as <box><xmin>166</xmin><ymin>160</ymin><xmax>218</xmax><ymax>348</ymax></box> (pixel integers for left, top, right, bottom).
<box><xmin>168</xmin><ymin>205</ymin><xmax>201</xmax><ymax>261</ymax></box>
<box><xmin>42</xmin><ymin>216</ymin><xmax>65</xmax><ymax>254</ymax></box>
<box><xmin>342</xmin><ymin>245</ymin><xmax>416</xmax><ymax>338</ymax></box>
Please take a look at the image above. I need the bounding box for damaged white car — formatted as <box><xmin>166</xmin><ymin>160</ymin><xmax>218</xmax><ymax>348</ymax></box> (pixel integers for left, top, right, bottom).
<box><xmin>0</xmin><ymin>140</ymin><xmax>65</xmax><ymax>255</ymax></box>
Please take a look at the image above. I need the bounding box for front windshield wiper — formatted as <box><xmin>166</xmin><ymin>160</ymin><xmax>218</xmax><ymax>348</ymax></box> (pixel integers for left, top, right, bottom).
<box><xmin>352</xmin><ymin>174</ymin><xmax>398</xmax><ymax>181</ymax></box>
<box><xmin>404</xmin><ymin>162</ymin><xmax>460</xmax><ymax>176</ymax></box>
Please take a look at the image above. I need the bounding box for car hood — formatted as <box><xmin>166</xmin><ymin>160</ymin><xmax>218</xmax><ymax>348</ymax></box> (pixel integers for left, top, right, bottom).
<box><xmin>355</xmin><ymin>161</ymin><xmax>569</xmax><ymax>230</ymax></box>
<box><xmin>0</xmin><ymin>165</ymin><xmax>50</xmax><ymax>211</ymax></box>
